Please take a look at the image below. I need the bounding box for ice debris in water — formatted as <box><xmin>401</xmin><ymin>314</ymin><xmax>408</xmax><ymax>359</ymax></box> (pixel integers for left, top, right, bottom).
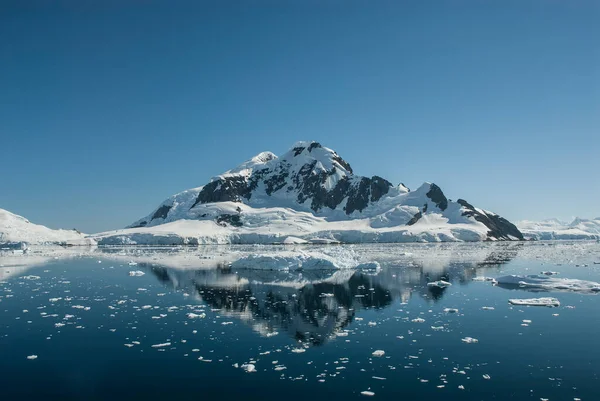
<box><xmin>427</xmin><ymin>280</ymin><xmax>451</xmax><ymax>288</ymax></box>
<box><xmin>541</xmin><ymin>271</ymin><xmax>559</xmax><ymax>276</ymax></box>
<box><xmin>372</xmin><ymin>350</ymin><xmax>385</xmax><ymax>357</ymax></box>
<box><xmin>291</xmin><ymin>348</ymin><xmax>306</xmax><ymax>354</ymax></box>
<box><xmin>496</xmin><ymin>275</ymin><xmax>600</xmax><ymax>293</ymax></box>
<box><xmin>482</xmin><ymin>374</ymin><xmax>491</xmax><ymax>380</ymax></box>
<box><xmin>187</xmin><ymin>313</ymin><xmax>206</xmax><ymax>319</ymax></box>
<box><xmin>241</xmin><ymin>364</ymin><xmax>256</xmax><ymax>373</ymax></box>
<box><xmin>509</xmin><ymin>298</ymin><xmax>560</xmax><ymax>307</ymax></box>
<box><xmin>151</xmin><ymin>342</ymin><xmax>171</xmax><ymax>348</ymax></box>
<box><xmin>360</xmin><ymin>391</ymin><xmax>375</xmax><ymax>396</ymax></box>
<box><xmin>129</xmin><ymin>270</ymin><xmax>145</xmax><ymax>277</ymax></box>
<box><xmin>26</xmin><ymin>355</ymin><xmax>38</xmax><ymax>360</ymax></box>
<box><xmin>443</xmin><ymin>308</ymin><xmax>459</xmax><ymax>313</ymax></box>
<box><xmin>461</xmin><ymin>337</ymin><xmax>479</xmax><ymax>344</ymax></box>
<box><xmin>411</xmin><ymin>318</ymin><xmax>425</xmax><ymax>323</ymax></box>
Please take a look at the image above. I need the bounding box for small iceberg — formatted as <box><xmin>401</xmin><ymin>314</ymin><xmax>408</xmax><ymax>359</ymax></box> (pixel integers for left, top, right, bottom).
<box><xmin>508</xmin><ymin>298</ymin><xmax>560</xmax><ymax>307</ymax></box>
<box><xmin>129</xmin><ymin>270</ymin><xmax>145</xmax><ymax>277</ymax></box>
<box><xmin>496</xmin><ymin>275</ymin><xmax>600</xmax><ymax>293</ymax></box>
<box><xmin>371</xmin><ymin>350</ymin><xmax>385</xmax><ymax>357</ymax></box>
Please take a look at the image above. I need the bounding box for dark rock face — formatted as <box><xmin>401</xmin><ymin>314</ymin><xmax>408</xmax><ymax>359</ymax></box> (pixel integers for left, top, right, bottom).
<box><xmin>216</xmin><ymin>214</ymin><xmax>243</xmax><ymax>227</ymax></box>
<box><xmin>191</xmin><ymin>177</ymin><xmax>250</xmax><ymax>208</ymax></box>
<box><xmin>370</xmin><ymin>176</ymin><xmax>392</xmax><ymax>202</ymax></box>
<box><xmin>457</xmin><ymin>199</ymin><xmax>524</xmax><ymax>240</ymax></box>
<box><xmin>187</xmin><ymin>142</ymin><xmax>392</xmax><ymax>216</ymax></box>
<box><xmin>151</xmin><ymin>205</ymin><xmax>172</xmax><ymax>221</ymax></box>
<box><xmin>407</xmin><ymin>212</ymin><xmax>422</xmax><ymax>226</ymax></box>
<box><xmin>332</xmin><ymin>154</ymin><xmax>353</xmax><ymax>174</ymax></box>
<box><xmin>426</xmin><ymin>184</ymin><xmax>448</xmax><ymax>211</ymax></box>
<box><xmin>307</xmin><ymin>142</ymin><xmax>322</xmax><ymax>152</ymax></box>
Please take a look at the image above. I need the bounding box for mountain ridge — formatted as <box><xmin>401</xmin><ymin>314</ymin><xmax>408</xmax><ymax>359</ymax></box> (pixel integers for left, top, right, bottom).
<box><xmin>102</xmin><ymin>141</ymin><xmax>524</xmax><ymax>244</ymax></box>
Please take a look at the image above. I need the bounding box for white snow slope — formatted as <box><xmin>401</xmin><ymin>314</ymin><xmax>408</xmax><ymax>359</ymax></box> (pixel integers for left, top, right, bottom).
<box><xmin>94</xmin><ymin>141</ymin><xmax>523</xmax><ymax>245</ymax></box>
<box><xmin>0</xmin><ymin>208</ymin><xmax>95</xmax><ymax>246</ymax></box>
<box><xmin>518</xmin><ymin>218</ymin><xmax>600</xmax><ymax>240</ymax></box>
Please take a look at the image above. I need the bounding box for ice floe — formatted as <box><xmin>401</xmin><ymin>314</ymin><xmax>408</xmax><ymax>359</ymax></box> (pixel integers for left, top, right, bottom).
<box><xmin>129</xmin><ymin>270</ymin><xmax>145</xmax><ymax>277</ymax></box>
<box><xmin>496</xmin><ymin>275</ymin><xmax>600</xmax><ymax>293</ymax></box>
<box><xmin>151</xmin><ymin>342</ymin><xmax>171</xmax><ymax>348</ymax></box>
<box><xmin>508</xmin><ymin>298</ymin><xmax>560</xmax><ymax>307</ymax></box>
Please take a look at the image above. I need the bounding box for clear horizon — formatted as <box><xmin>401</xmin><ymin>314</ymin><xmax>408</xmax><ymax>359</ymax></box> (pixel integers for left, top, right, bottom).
<box><xmin>1</xmin><ymin>1</ymin><xmax>598</xmax><ymax>233</ymax></box>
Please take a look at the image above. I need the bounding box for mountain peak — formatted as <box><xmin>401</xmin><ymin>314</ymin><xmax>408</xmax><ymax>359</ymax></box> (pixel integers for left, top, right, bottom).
<box><xmin>124</xmin><ymin>141</ymin><xmax>523</xmax><ymax>242</ymax></box>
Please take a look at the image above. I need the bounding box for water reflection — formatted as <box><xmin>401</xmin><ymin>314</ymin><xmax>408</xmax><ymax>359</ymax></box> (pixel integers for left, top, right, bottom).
<box><xmin>130</xmin><ymin>244</ymin><xmax>520</xmax><ymax>345</ymax></box>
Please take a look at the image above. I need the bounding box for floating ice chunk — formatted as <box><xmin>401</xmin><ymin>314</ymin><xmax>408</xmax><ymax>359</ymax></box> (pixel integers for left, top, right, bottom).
<box><xmin>411</xmin><ymin>318</ymin><xmax>425</xmax><ymax>323</ymax></box>
<box><xmin>541</xmin><ymin>271</ymin><xmax>559</xmax><ymax>276</ymax></box>
<box><xmin>371</xmin><ymin>350</ymin><xmax>385</xmax><ymax>357</ymax></box>
<box><xmin>360</xmin><ymin>391</ymin><xmax>375</xmax><ymax>396</ymax></box>
<box><xmin>187</xmin><ymin>313</ymin><xmax>206</xmax><ymax>319</ymax></box>
<box><xmin>128</xmin><ymin>262</ymin><xmax>138</xmax><ymax>266</ymax></box>
<box><xmin>482</xmin><ymin>374</ymin><xmax>491</xmax><ymax>380</ymax></box>
<box><xmin>461</xmin><ymin>337</ymin><xmax>479</xmax><ymax>344</ymax></box>
<box><xmin>458</xmin><ymin>385</ymin><xmax>465</xmax><ymax>390</ymax></box>
<box><xmin>481</xmin><ymin>306</ymin><xmax>495</xmax><ymax>310</ymax></box>
<box><xmin>427</xmin><ymin>280</ymin><xmax>452</xmax><ymax>288</ymax></box>
<box><xmin>241</xmin><ymin>363</ymin><xmax>256</xmax><ymax>373</ymax></box>
<box><xmin>443</xmin><ymin>308</ymin><xmax>459</xmax><ymax>314</ymax></box>
<box><xmin>26</xmin><ymin>355</ymin><xmax>38</xmax><ymax>360</ymax></box>
<box><xmin>496</xmin><ymin>275</ymin><xmax>600</xmax><ymax>293</ymax></box>
<box><xmin>508</xmin><ymin>298</ymin><xmax>560</xmax><ymax>307</ymax></box>
<box><xmin>54</xmin><ymin>323</ymin><xmax>65</xmax><ymax>328</ymax></box>
<box><xmin>291</xmin><ymin>348</ymin><xmax>306</xmax><ymax>353</ymax></box>
<box><xmin>151</xmin><ymin>342</ymin><xmax>171</xmax><ymax>348</ymax></box>
<box><xmin>129</xmin><ymin>270</ymin><xmax>145</xmax><ymax>277</ymax></box>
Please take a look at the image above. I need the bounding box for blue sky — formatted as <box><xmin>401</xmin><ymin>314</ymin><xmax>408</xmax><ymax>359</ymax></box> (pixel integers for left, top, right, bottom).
<box><xmin>1</xmin><ymin>0</ymin><xmax>598</xmax><ymax>233</ymax></box>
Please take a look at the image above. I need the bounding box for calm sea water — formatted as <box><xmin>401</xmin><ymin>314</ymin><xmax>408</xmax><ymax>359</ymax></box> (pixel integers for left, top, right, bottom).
<box><xmin>1</xmin><ymin>242</ymin><xmax>599</xmax><ymax>401</ymax></box>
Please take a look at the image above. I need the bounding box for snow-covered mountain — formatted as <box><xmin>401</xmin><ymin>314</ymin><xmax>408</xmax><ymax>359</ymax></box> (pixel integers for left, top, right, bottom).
<box><xmin>0</xmin><ymin>208</ymin><xmax>95</xmax><ymax>247</ymax></box>
<box><xmin>518</xmin><ymin>217</ymin><xmax>600</xmax><ymax>240</ymax></box>
<box><xmin>95</xmin><ymin>141</ymin><xmax>523</xmax><ymax>245</ymax></box>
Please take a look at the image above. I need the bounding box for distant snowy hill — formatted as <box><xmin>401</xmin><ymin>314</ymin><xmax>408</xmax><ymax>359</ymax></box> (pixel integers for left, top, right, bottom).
<box><xmin>0</xmin><ymin>208</ymin><xmax>95</xmax><ymax>247</ymax></box>
<box><xmin>94</xmin><ymin>141</ymin><xmax>523</xmax><ymax>245</ymax></box>
<box><xmin>518</xmin><ymin>217</ymin><xmax>600</xmax><ymax>240</ymax></box>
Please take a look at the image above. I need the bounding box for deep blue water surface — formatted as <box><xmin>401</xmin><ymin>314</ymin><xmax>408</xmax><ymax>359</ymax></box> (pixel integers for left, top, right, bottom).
<box><xmin>1</xmin><ymin>243</ymin><xmax>599</xmax><ymax>400</ymax></box>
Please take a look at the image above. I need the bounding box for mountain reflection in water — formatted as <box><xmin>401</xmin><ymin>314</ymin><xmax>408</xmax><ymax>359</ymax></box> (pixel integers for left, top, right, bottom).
<box><xmin>132</xmin><ymin>244</ymin><xmax>520</xmax><ymax>345</ymax></box>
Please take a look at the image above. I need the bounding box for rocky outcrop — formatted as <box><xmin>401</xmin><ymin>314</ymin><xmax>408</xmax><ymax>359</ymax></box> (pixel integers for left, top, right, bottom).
<box><xmin>457</xmin><ymin>199</ymin><xmax>523</xmax><ymax>240</ymax></box>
